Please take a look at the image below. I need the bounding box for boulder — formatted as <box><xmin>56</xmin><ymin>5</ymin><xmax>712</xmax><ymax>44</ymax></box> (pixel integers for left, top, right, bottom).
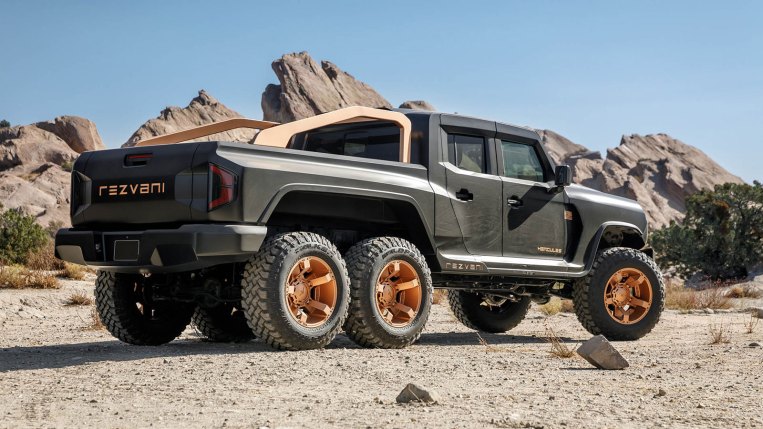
<box><xmin>34</xmin><ymin>116</ymin><xmax>105</xmax><ymax>153</ymax></box>
<box><xmin>262</xmin><ymin>52</ymin><xmax>392</xmax><ymax>123</ymax></box>
<box><xmin>399</xmin><ymin>100</ymin><xmax>436</xmax><ymax>111</ymax></box>
<box><xmin>395</xmin><ymin>383</ymin><xmax>440</xmax><ymax>404</ymax></box>
<box><xmin>123</xmin><ymin>90</ymin><xmax>257</xmax><ymax>147</ymax></box>
<box><xmin>576</xmin><ymin>335</ymin><xmax>629</xmax><ymax>370</ymax></box>
<box><xmin>0</xmin><ymin>163</ymin><xmax>72</xmax><ymax>228</ymax></box>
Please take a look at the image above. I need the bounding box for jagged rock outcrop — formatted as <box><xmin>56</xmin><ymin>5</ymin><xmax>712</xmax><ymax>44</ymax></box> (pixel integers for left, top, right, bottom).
<box><xmin>399</xmin><ymin>100</ymin><xmax>436</xmax><ymax>111</ymax></box>
<box><xmin>123</xmin><ymin>90</ymin><xmax>257</xmax><ymax>147</ymax></box>
<box><xmin>537</xmin><ymin>129</ymin><xmax>596</xmax><ymax>164</ymax></box>
<box><xmin>0</xmin><ymin>117</ymin><xmax>103</xmax><ymax>227</ymax></box>
<box><xmin>262</xmin><ymin>52</ymin><xmax>392</xmax><ymax>123</ymax></box>
<box><xmin>555</xmin><ymin>133</ymin><xmax>744</xmax><ymax>228</ymax></box>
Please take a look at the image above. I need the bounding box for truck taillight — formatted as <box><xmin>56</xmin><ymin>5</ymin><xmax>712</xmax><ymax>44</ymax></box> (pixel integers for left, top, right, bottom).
<box><xmin>208</xmin><ymin>164</ymin><xmax>237</xmax><ymax>211</ymax></box>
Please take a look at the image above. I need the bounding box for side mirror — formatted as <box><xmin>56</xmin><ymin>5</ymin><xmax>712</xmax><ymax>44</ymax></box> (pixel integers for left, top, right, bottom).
<box><xmin>554</xmin><ymin>165</ymin><xmax>572</xmax><ymax>187</ymax></box>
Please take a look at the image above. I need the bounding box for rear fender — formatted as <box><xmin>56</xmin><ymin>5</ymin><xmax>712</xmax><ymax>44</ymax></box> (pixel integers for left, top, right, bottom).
<box><xmin>260</xmin><ymin>184</ymin><xmax>436</xmax><ymax>254</ymax></box>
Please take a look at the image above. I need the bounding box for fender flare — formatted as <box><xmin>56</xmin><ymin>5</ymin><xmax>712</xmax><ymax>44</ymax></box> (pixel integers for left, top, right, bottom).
<box><xmin>582</xmin><ymin>222</ymin><xmax>648</xmax><ymax>272</ymax></box>
<box><xmin>257</xmin><ymin>183</ymin><xmax>437</xmax><ymax>252</ymax></box>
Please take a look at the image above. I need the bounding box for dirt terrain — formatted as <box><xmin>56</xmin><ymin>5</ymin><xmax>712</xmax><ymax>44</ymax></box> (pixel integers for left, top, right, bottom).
<box><xmin>1</xmin><ymin>277</ymin><xmax>761</xmax><ymax>429</ymax></box>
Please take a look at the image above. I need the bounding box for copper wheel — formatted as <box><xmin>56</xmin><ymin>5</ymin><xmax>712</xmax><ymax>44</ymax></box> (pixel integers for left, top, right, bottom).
<box><xmin>375</xmin><ymin>260</ymin><xmax>422</xmax><ymax>327</ymax></box>
<box><xmin>604</xmin><ymin>268</ymin><xmax>653</xmax><ymax>325</ymax></box>
<box><xmin>284</xmin><ymin>256</ymin><xmax>338</xmax><ymax>328</ymax></box>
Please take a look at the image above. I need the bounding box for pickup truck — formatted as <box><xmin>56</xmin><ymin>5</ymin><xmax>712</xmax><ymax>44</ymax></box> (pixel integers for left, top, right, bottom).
<box><xmin>55</xmin><ymin>106</ymin><xmax>664</xmax><ymax>350</ymax></box>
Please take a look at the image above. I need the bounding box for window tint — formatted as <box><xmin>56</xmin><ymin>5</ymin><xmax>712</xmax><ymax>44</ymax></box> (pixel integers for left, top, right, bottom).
<box><xmin>447</xmin><ymin>134</ymin><xmax>486</xmax><ymax>174</ymax></box>
<box><xmin>501</xmin><ymin>141</ymin><xmax>545</xmax><ymax>182</ymax></box>
<box><xmin>303</xmin><ymin>124</ymin><xmax>400</xmax><ymax>162</ymax></box>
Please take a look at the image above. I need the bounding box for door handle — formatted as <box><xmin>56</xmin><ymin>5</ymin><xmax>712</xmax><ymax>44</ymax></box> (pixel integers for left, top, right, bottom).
<box><xmin>507</xmin><ymin>197</ymin><xmax>523</xmax><ymax>207</ymax></box>
<box><xmin>455</xmin><ymin>188</ymin><xmax>474</xmax><ymax>201</ymax></box>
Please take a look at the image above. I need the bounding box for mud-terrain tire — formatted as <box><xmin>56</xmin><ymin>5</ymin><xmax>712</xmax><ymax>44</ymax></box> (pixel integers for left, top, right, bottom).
<box><xmin>95</xmin><ymin>271</ymin><xmax>194</xmax><ymax>345</ymax></box>
<box><xmin>448</xmin><ymin>291</ymin><xmax>531</xmax><ymax>333</ymax></box>
<box><xmin>573</xmin><ymin>247</ymin><xmax>664</xmax><ymax>341</ymax></box>
<box><xmin>240</xmin><ymin>232</ymin><xmax>350</xmax><ymax>351</ymax></box>
<box><xmin>343</xmin><ymin>237</ymin><xmax>433</xmax><ymax>349</ymax></box>
<box><xmin>192</xmin><ymin>304</ymin><xmax>254</xmax><ymax>343</ymax></box>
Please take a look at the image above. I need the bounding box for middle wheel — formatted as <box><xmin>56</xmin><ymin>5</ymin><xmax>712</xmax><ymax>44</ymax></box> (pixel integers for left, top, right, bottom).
<box><xmin>343</xmin><ymin>237</ymin><xmax>433</xmax><ymax>348</ymax></box>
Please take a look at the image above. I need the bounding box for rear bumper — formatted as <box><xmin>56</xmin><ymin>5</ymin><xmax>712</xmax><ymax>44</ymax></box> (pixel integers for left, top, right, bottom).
<box><xmin>55</xmin><ymin>224</ymin><xmax>267</xmax><ymax>273</ymax></box>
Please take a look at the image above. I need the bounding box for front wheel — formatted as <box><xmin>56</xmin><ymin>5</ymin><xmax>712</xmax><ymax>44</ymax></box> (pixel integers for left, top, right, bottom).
<box><xmin>573</xmin><ymin>247</ymin><xmax>665</xmax><ymax>341</ymax></box>
<box><xmin>448</xmin><ymin>291</ymin><xmax>531</xmax><ymax>333</ymax></box>
<box><xmin>95</xmin><ymin>271</ymin><xmax>195</xmax><ymax>345</ymax></box>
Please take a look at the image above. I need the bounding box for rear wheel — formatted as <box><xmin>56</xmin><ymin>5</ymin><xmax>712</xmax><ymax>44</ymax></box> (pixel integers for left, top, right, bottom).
<box><xmin>240</xmin><ymin>232</ymin><xmax>350</xmax><ymax>351</ymax></box>
<box><xmin>448</xmin><ymin>291</ymin><xmax>531</xmax><ymax>333</ymax></box>
<box><xmin>192</xmin><ymin>304</ymin><xmax>254</xmax><ymax>343</ymax></box>
<box><xmin>343</xmin><ymin>237</ymin><xmax>433</xmax><ymax>349</ymax></box>
<box><xmin>573</xmin><ymin>247</ymin><xmax>664</xmax><ymax>340</ymax></box>
<box><xmin>95</xmin><ymin>271</ymin><xmax>194</xmax><ymax>345</ymax></box>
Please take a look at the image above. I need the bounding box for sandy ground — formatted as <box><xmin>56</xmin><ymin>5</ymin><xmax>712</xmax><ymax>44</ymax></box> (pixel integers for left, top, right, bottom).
<box><xmin>1</xmin><ymin>277</ymin><xmax>762</xmax><ymax>429</ymax></box>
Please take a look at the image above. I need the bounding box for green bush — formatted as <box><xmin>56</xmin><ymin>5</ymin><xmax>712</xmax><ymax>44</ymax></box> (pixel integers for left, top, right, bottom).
<box><xmin>0</xmin><ymin>119</ymin><xmax>10</xmax><ymax>128</ymax></box>
<box><xmin>0</xmin><ymin>206</ymin><xmax>49</xmax><ymax>265</ymax></box>
<box><xmin>652</xmin><ymin>182</ymin><xmax>763</xmax><ymax>280</ymax></box>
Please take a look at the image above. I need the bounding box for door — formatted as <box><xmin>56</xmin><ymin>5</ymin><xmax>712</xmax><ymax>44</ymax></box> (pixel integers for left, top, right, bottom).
<box><xmin>499</xmin><ymin>139</ymin><xmax>567</xmax><ymax>259</ymax></box>
<box><xmin>443</xmin><ymin>133</ymin><xmax>503</xmax><ymax>256</ymax></box>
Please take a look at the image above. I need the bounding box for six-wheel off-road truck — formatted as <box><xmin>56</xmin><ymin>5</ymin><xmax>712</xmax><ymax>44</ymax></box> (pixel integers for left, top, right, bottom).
<box><xmin>55</xmin><ymin>106</ymin><xmax>664</xmax><ymax>350</ymax></box>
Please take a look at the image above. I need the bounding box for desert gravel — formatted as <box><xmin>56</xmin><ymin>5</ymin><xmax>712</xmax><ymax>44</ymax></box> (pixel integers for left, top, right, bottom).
<box><xmin>1</xmin><ymin>277</ymin><xmax>762</xmax><ymax>429</ymax></box>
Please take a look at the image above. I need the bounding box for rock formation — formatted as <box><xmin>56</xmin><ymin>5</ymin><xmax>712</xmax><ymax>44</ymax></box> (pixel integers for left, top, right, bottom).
<box><xmin>261</xmin><ymin>52</ymin><xmax>392</xmax><ymax>123</ymax></box>
<box><xmin>555</xmin><ymin>133</ymin><xmax>744</xmax><ymax>228</ymax></box>
<box><xmin>536</xmin><ymin>129</ymin><xmax>593</xmax><ymax>164</ymax></box>
<box><xmin>399</xmin><ymin>100</ymin><xmax>436</xmax><ymax>111</ymax></box>
<box><xmin>0</xmin><ymin>116</ymin><xmax>104</xmax><ymax>227</ymax></box>
<box><xmin>123</xmin><ymin>90</ymin><xmax>257</xmax><ymax>147</ymax></box>
<box><xmin>34</xmin><ymin>116</ymin><xmax>105</xmax><ymax>153</ymax></box>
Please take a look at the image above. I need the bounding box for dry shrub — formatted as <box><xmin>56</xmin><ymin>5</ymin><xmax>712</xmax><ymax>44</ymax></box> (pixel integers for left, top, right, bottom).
<box><xmin>432</xmin><ymin>289</ymin><xmax>447</xmax><ymax>305</ymax></box>
<box><xmin>726</xmin><ymin>285</ymin><xmax>762</xmax><ymax>299</ymax></box>
<box><xmin>0</xmin><ymin>266</ymin><xmax>60</xmax><ymax>289</ymax></box>
<box><xmin>476</xmin><ymin>333</ymin><xmax>504</xmax><ymax>353</ymax></box>
<box><xmin>545</xmin><ymin>324</ymin><xmax>577</xmax><ymax>358</ymax></box>
<box><xmin>59</xmin><ymin>262</ymin><xmax>86</xmax><ymax>280</ymax></box>
<box><xmin>538</xmin><ymin>298</ymin><xmax>575</xmax><ymax>316</ymax></box>
<box><xmin>665</xmin><ymin>280</ymin><xmax>731</xmax><ymax>311</ymax></box>
<box><xmin>708</xmin><ymin>322</ymin><xmax>731</xmax><ymax>344</ymax></box>
<box><xmin>744</xmin><ymin>313</ymin><xmax>759</xmax><ymax>334</ymax></box>
<box><xmin>65</xmin><ymin>292</ymin><xmax>93</xmax><ymax>306</ymax></box>
<box><xmin>25</xmin><ymin>244</ymin><xmax>65</xmax><ymax>271</ymax></box>
<box><xmin>83</xmin><ymin>307</ymin><xmax>105</xmax><ymax>331</ymax></box>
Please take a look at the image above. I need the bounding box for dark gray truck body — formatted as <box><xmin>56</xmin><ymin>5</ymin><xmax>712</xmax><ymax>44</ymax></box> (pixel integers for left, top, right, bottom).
<box><xmin>55</xmin><ymin>111</ymin><xmax>648</xmax><ymax>288</ymax></box>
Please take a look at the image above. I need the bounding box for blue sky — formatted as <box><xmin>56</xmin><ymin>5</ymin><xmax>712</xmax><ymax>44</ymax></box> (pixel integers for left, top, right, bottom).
<box><xmin>3</xmin><ymin>1</ymin><xmax>762</xmax><ymax>181</ymax></box>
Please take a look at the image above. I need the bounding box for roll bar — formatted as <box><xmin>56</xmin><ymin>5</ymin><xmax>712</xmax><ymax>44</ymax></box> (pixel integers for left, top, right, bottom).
<box><xmin>133</xmin><ymin>106</ymin><xmax>413</xmax><ymax>163</ymax></box>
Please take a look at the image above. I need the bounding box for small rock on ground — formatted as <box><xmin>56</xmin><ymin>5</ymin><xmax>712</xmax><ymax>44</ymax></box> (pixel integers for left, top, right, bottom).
<box><xmin>396</xmin><ymin>383</ymin><xmax>440</xmax><ymax>404</ymax></box>
<box><xmin>576</xmin><ymin>335</ymin><xmax>629</xmax><ymax>370</ymax></box>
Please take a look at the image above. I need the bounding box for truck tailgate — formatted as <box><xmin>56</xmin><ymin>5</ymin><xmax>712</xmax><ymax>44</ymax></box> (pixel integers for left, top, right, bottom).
<box><xmin>71</xmin><ymin>144</ymin><xmax>200</xmax><ymax>226</ymax></box>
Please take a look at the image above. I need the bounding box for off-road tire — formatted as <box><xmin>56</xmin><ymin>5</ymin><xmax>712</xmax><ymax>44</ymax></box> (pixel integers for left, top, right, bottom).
<box><xmin>95</xmin><ymin>271</ymin><xmax>194</xmax><ymax>345</ymax></box>
<box><xmin>448</xmin><ymin>291</ymin><xmax>531</xmax><ymax>333</ymax></box>
<box><xmin>240</xmin><ymin>232</ymin><xmax>350</xmax><ymax>351</ymax></box>
<box><xmin>192</xmin><ymin>304</ymin><xmax>254</xmax><ymax>343</ymax></box>
<box><xmin>343</xmin><ymin>237</ymin><xmax>433</xmax><ymax>349</ymax></box>
<box><xmin>572</xmin><ymin>247</ymin><xmax>665</xmax><ymax>341</ymax></box>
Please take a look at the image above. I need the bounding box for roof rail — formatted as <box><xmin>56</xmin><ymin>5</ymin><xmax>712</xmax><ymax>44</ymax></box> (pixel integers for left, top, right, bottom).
<box><xmin>133</xmin><ymin>106</ymin><xmax>413</xmax><ymax>163</ymax></box>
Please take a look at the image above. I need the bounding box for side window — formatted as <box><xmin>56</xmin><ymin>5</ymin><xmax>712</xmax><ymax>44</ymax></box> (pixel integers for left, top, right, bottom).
<box><xmin>447</xmin><ymin>134</ymin><xmax>486</xmax><ymax>174</ymax></box>
<box><xmin>501</xmin><ymin>141</ymin><xmax>545</xmax><ymax>182</ymax></box>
